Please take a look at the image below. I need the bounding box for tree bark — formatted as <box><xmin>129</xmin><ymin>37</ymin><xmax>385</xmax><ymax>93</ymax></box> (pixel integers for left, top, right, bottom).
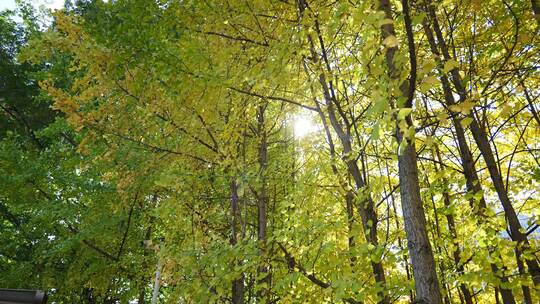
<box><xmin>297</xmin><ymin>2</ymin><xmax>389</xmax><ymax>302</ymax></box>
<box><xmin>151</xmin><ymin>259</ymin><xmax>161</xmax><ymax>304</ymax></box>
<box><xmin>433</xmin><ymin>149</ymin><xmax>473</xmax><ymax>304</ymax></box>
<box><xmin>378</xmin><ymin>0</ymin><xmax>443</xmax><ymax>302</ymax></box>
<box><xmin>422</xmin><ymin>164</ymin><xmax>452</xmax><ymax>304</ymax></box>
<box><xmin>424</xmin><ymin>0</ymin><xmax>540</xmax><ymax>286</ymax></box>
<box><xmin>421</xmin><ymin>16</ymin><xmax>517</xmax><ymax>304</ymax></box>
<box><xmin>230</xmin><ymin>180</ymin><xmax>245</xmax><ymax>304</ymax></box>
<box><xmin>532</xmin><ymin>0</ymin><xmax>540</xmax><ymax>23</ymax></box>
<box><xmin>515</xmin><ymin>248</ymin><xmax>533</xmax><ymax>304</ymax></box>
<box><xmin>256</xmin><ymin>104</ymin><xmax>270</xmax><ymax>302</ymax></box>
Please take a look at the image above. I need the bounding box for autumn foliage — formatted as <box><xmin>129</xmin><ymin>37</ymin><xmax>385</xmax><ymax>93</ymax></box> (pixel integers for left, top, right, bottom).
<box><xmin>1</xmin><ymin>0</ymin><xmax>539</xmax><ymax>303</ymax></box>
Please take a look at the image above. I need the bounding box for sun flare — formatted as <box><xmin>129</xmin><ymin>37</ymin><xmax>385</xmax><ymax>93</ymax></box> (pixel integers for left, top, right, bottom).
<box><xmin>293</xmin><ymin>115</ymin><xmax>318</xmax><ymax>138</ymax></box>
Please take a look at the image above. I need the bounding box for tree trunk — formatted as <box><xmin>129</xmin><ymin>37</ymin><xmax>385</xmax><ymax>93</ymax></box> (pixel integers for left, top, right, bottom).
<box><xmin>532</xmin><ymin>0</ymin><xmax>540</xmax><ymax>23</ymax></box>
<box><xmin>151</xmin><ymin>259</ymin><xmax>161</xmax><ymax>304</ymax></box>
<box><xmin>312</xmin><ymin>88</ymin><xmax>358</xmax><ymax>266</ymax></box>
<box><xmin>432</xmin><ymin>149</ymin><xmax>474</xmax><ymax>304</ymax></box>
<box><xmin>515</xmin><ymin>248</ymin><xmax>533</xmax><ymax>304</ymax></box>
<box><xmin>256</xmin><ymin>104</ymin><xmax>270</xmax><ymax>302</ymax></box>
<box><xmin>424</xmin><ymin>0</ymin><xmax>540</xmax><ymax>286</ymax></box>
<box><xmin>379</xmin><ymin>0</ymin><xmax>442</xmax><ymax>302</ymax></box>
<box><xmin>397</xmin><ymin>134</ymin><xmax>442</xmax><ymax>304</ymax></box>
<box><xmin>325</xmin><ymin>83</ymin><xmax>388</xmax><ymax>304</ymax></box>
<box><xmin>230</xmin><ymin>180</ymin><xmax>245</xmax><ymax>304</ymax></box>
<box><xmin>381</xmin><ymin>156</ymin><xmax>414</xmax><ymax>302</ymax></box>
<box><xmin>422</xmin><ymin>166</ymin><xmax>452</xmax><ymax>304</ymax></box>
<box><xmin>420</xmin><ymin>17</ymin><xmax>517</xmax><ymax>304</ymax></box>
<box><xmin>297</xmin><ymin>2</ymin><xmax>389</xmax><ymax>301</ymax></box>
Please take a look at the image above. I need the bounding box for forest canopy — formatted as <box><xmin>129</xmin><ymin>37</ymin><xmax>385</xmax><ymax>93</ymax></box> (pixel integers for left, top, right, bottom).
<box><xmin>0</xmin><ymin>0</ymin><xmax>539</xmax><ymax>303</ymax></box>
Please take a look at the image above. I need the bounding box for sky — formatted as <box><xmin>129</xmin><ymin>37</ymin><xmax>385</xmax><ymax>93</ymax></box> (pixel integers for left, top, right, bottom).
<box><xmin>0</xmin><ymin>0</ymin><xmax>65</xmax><ymax>12</ymax></box>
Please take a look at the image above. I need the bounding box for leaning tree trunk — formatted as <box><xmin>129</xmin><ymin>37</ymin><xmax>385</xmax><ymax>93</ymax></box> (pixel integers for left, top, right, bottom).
<box><xmin>424</xmin><ymin>0</ymin><xmax>540</xmax><ymax>286</ymax></box>
<box><xmin>420</xmin><ymin>17</ymin><xmax>518</xmax><ymax>303</ymax></box>
<box><xmin>297</xmin><ymin>2</ymin><xmax>389</xmax><ymax>302</ymax></box>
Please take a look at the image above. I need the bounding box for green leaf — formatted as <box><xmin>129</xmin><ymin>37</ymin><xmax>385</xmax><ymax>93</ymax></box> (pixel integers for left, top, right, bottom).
<box><xmin>533</xmin><ymin>167</ymin><xmax>540</xmax><ymax>182</ymax></box>
<box><xmin>412</xmin><ymin>12</ymin><xmax>427</xmax><ymax>25</ymax></box>
<box><xmin>371</xmin><ymin>123</ymin><xmax>381</xmax><ymax>140</ymax></box>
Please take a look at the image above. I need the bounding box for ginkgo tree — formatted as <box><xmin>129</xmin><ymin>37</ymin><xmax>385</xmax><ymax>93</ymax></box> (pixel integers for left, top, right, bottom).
<box><xmin>1</xmin><ymin>0</ymin><xmax>539</xmax><ymax>303</ymax></box>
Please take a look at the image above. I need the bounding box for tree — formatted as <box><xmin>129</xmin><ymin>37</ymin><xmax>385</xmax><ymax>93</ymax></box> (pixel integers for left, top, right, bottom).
<box><xmin>2</xmin><ymin>0</ymin><xmax>539</xmax><ymax>303</ymax></box>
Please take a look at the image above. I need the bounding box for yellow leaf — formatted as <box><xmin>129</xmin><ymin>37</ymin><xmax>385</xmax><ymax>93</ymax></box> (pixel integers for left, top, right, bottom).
<box><xmin>450</xmin><ymin>100</ymin><xmax>476</xmax><ymax>114</ymax></box>
<box><xmin>419</xmin><ymin>61</ymin><xmax>436</xmax><ymax>76</ymax></box>
<box><xmin>449</xmin><ymin>104</ymin><xmax>461</xmax><ymax>112</ymax></box>
<box><xmin>437</xmin><ymin>112</ymin><xmax>448</xmax><ymax>124</ymax></box>
<box><xmin>443</xmin><ymin>59</ymin><xmax>459</xmax><ymax>73</ymax></box>
<box><xmin>419</xmin><ymin>75</ymin><xmax>438</xmax><ymax>93</ymax></box>
<box><xmin>460</xmin><ymin>100</ymin><xmax>476</xmax><ymax>115</ymax></box>
<box><xmin>383</xmin><ymin>35</ymin><xmax>399</xmax><ymax>48</ymax></box>
<box><xmin>424</xmin><ymin>136</ymin><xmax>434</xmax><ymax>147</ymax></box>
<box><xmin>378</xmin><ymin>18</ymin><xmax>394</xmax><ymax>27</ymax></box>
<box><xmin>398</xmin><ymin>108</ymin><xmax>412</xmax><ymax>120</ymax></box>
<box><xmin>460</xmin><ymin>117</ymin><xmax>473</xmax><ymax>127</ymax></box>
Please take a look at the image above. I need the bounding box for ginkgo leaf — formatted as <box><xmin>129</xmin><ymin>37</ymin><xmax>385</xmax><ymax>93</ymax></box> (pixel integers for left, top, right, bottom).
<box><xmin>398</xmin><ymin>108</ymin><xmax>412</xmax><ymax>120</ymax></box>
<box><xmin>412</xmin><ymin>12</ymin><xmax>427</xmax><ymax>25</ymax></box>
<box><xmin>378</xmin><ymin>19</ymin><xmax>394</xmax><ymax>26</ymax></box>
<box><xmin>449</xmin><ymin>100</ymin><xmax>476</xmax><ymax>114</ymax></box>
<box><xmin>419</xmin><ymin>61</ymin><xmax>437</xmax><ymax>76</ymax></box>
<box><xmin>371</xmin><ymin>123</ymin><xmax>381</xmax><ymax>140</ymax></box>
<box><xmin>449</xmin><ymin>104</ymin><xmax>461</xmax><ymax>112</ymax></box>
<box><xmin>382</xmin><ymin>35</ymin><xmax>399</xmax><ymax>48</ymax></box>
<box><xmin>419</xmin><ymin>75</ymin><xmax>439</xmax><ymax>93</ymax></box>
<box><xmin>443</xmin><ymin>59</ymin><xmax>459</xmax><ymax>73</ymax></box>
<box><xmin>460</xmin><ymin>100</ymin><xmax>476</xmax><ymax>115</ymax></box>
<box><xmin>437</xmin><ymin>112</ymin><xmax>449</xmax><ymax>124</ymax></box>
<box><xmin>460</xmin><ymin>117</ymin><xmax>473</xmax><ymax>127</ymax></box>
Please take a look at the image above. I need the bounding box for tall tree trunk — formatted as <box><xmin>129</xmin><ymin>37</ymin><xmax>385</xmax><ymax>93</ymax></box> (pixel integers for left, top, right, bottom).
<box><xmin>515</xmin><ymin>248</ymin><xmax>533</xmax><ymax>304</ymax></box>
<box><xmin>422</xmin><ymin>166</ymin><xmax>452</xmax><ymax>304</ymax></box>
<box><xmin>424</xmin><ymin>0</ymin><xmax>540</xmax><ymax>286</ymax></box>
<box><xmin>324</xmin><ymin>76</ymin><xmax>388</xmax><ymax>304</ymax></box>
<box><xmin>230</xmin><ymin>180</ymin><xmax>245</xmax><ymax>304</ymax></box>
<box><xmin>346</xmin><ymin>186</ymin><xmax>357</xmax><ymax>265</ymax></box>
<box><xmin>396</xmin><ymin>133</ymin><xmax>442</xmax><ymax>304</ymax></box>
<box><xmin>381</xmin><ymin>156</ymin><xmax>414</xmax><ymax>303</ymax></box>
<box><xmin>312</xmin><ymin>87</ymin><xmax>358</xmax><ymax>266</ymax></box>
<box><xmin>151</xmin><ymin>259</ymin><xmax>161</xmax><ymax>304</ymax></box>
<box><xmin>137</xmin><ymin>225</ymin><xmax>154</xmax><ymax>304</ymax></box>
<box><xmin>256</xmin><ymin>104</ymin><xmax>270</xmax><ymax>302</ymax></box>
<box><xmin>379</xmin><ymin>0</ymin><xmax>442</xmax><ymax>302</ymax></box>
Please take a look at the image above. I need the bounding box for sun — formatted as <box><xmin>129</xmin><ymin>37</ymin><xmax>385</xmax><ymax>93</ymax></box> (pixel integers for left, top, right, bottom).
<box><xmin>293</xmin><ymin>114</ymin><xmax>318</xmax><ymax>138</ymax></box>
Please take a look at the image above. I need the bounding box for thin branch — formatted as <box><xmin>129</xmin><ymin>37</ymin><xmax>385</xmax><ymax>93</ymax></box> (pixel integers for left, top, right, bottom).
<box><xmin>229</xmin><ymin>87</ymin><xmax>318</xmax><ymax>112</ymax></box>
